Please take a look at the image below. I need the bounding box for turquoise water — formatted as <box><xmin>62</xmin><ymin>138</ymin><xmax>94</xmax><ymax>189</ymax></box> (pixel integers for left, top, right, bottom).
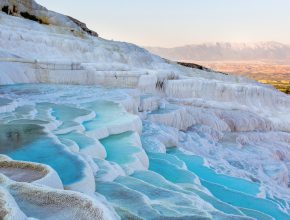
<box><xmin>115</xmin><ymin>176</ymin><xmax>194</xmax><ymax>207</ymax></box>
<box><xmin>56</xmin><ymin>121</ymin><xmax>80</xmax><ymax>131</ymax></box>
<box><xmin>58</xmin><ymin>132</ymin><xmax>96</xmax><ymax>150</ymax></box>
<box><xmin>6</xmin><ymin>138</ymin><xmax>85</xmax><ymax>185</ymax></box>
<box><xmin>115</xmin><ymin>177</ymin><xmax>212</xmax><ymax>216</ymax></box>
<box><xmin>1</xmin><ymin>84</ymin><xmax>289</xmax><ymax>220</ymax></box>
<box><xmin>34</xmin><ymin>103</ymin><xmax>54</xmax><ymax>121</ymax></box>
<box><xmin>163</xmin><ymin>149</ymin><xmax>289</xmax><ymax>220</ymax></box>
<box><xmin>201</xmin><ymin>180</ymin><xmax>289</xmax><ymax>220</ymax></box>
<box><xmin>0</xmin><ymin>124</ymin><xmax>45</xmax><ymax>154</ymax></box>
<box><xmin>132</xmin><ymin>170</ymin><xmax>244</xmax><ymax>216</ymax></box>
<box><xmin>0</xmin><ymin>98</ymin><xmax>13</xmax><ymax>106</ymax></box>
<box><xmin>8</xmin><ymin>119</ymin><xmax>49</xmax><ymax>126</ymax></box>
<box><xmin>144</xmin><ymin>156</ymin><xmax>246</xmax><ymax>216</ymax></box>
<box><xmin>100</xmin><ymin>132</ymin><xmax>141</xmax><ymax>165</ymax></box>
<box><xmin>239</xmin><ymin>208</ymin><xmax>274</xmax><ymax>220</ymax></box>
<box><xmin>83</xmin><ymin>100</ymin><xmax>137</xmax><ymax>137</ymax></box>
<box><xmin>95</xmin><ymin>181</ymin><xmax>161</xmax><ymax>219</ymax></box>
<box><xmin>51</xmin><ymin>104</ymin><xmax>92</xmax><ymax>122</ymax></box>
<box><xmin>149</xmin><ymin>104</ymin><xmax>180</xmax><ymax>115</ymax></box>
<box><xmin>145</xmin><ymin>148</ymin><xmax>290</xmax><ymax>219</ymax></box>
<box><xmin>148</xmin><ymin>152</ymin><xmax>185</xmax><ymax>169</ymax></box>
<box><xmin>14</xmin><ymin>105</ymin><xmax>35</xmax><ymax>117</ymax></box>
<box><xmin>169</xmin><ymin>149</ymin><xmax>260</xmax><ymax>196</ymax></box>
<box><xmin>149</xmin><ymin>158</ymin><xmax>198</xmax><ymax>184</ymax></box>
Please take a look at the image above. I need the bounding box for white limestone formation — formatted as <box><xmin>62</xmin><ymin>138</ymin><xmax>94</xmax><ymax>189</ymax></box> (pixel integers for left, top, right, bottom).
<box><xmin>0</xmin><ymin>1</ymin><xmax>289</xmax><ymax>219</ymax></box>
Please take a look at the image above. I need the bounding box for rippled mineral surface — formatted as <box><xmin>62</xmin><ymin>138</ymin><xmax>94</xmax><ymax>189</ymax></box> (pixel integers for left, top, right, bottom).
<box><xmin>0</xmin><ymin>1</ymin><xmax>290</xmax><ymax>219</ymax></box>
<box><xmin>0</xmin><ymin>84</ymin><xmax>289</xmax><ymax>220</ymax></box>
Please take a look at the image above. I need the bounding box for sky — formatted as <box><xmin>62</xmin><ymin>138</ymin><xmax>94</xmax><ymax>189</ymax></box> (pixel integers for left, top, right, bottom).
<box><xmin>37</xmin><ymin>0</ymin><xmax>290</xmax><ymax>48</ymax></box>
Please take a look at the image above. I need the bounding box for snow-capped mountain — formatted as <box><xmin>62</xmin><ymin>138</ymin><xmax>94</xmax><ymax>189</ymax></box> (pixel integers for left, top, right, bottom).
<box><xmin>0</xmin><ymin>1</ymin><xmax>290</xmax><ymax>220</ymax></box>
<box><xmin>146</xmin><ymin>42</ymin><xmax>290</xmax><ymax>62</ymax></box>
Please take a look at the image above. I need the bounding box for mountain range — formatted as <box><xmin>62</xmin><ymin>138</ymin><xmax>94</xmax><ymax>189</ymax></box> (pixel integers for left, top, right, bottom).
<box><xmin>146</xmin><ymin>42</ymin><xmax>290</xmax><ymax>63</ymax></box>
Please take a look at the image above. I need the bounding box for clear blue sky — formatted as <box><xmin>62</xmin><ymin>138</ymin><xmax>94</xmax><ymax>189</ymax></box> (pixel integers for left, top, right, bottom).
<box><xmin>37</xmin><ymin>0</ymin><xmax>290</xmax><ymax>47</ymax></box>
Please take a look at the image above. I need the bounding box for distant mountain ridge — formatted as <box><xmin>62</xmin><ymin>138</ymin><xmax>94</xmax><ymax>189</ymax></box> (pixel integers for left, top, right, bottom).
<box><xmin>146</xmin><ymin>42</ymin><xmax>290</xmax><ymax>63</ymax></box>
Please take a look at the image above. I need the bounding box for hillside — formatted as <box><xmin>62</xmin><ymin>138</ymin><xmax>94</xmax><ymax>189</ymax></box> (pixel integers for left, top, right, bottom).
<box><xmin>0</xmin><ymin>1</ymin><xmax>290</xmax><ymax>220</ymax></box>
<box><xmin>147</xmin><ymin>43</ymin><xmax>290</xmax><ymax>94</ymax></box>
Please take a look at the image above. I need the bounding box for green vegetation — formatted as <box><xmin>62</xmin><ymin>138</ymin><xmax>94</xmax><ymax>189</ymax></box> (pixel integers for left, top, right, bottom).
<box><xmin>259</xmin><ymin>80</ymin><xmax>290</xmax><ymax>94</ymax></box>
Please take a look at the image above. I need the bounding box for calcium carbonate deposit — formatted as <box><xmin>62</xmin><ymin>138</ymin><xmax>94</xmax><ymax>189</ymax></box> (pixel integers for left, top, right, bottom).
<box><xmin>0</xmin><ymin>1</ymin><xmax>289</xmax><ymax>220</ymax></box>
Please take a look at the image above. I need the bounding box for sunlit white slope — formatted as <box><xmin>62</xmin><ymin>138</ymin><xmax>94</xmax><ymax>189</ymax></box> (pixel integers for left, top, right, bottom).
<box><xmin>0</xmin><ymin>1</ymin><xmax>290</xmax><ymax>220</ymax></box>
<box><xmin>1</xmin><ymin>2</ymin><xmax>290</xmax><ymax>132</ymax></box>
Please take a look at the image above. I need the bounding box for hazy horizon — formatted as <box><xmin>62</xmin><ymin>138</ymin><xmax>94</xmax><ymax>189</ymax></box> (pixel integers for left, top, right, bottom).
<box><xmin>37</xmin><ymin>0</ymin><xmax>290</xmax><ymax>47</ymax></box>
<box><xmin>145</xmin><ymin>41</ymin><xmax>290</xmax><ymax>49</ymax></box>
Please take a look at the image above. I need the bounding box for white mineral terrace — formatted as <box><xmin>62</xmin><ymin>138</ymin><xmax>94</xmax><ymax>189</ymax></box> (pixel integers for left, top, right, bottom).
<box><xmin>0</xmin><ymin>1</ymin><xmax>289</xmax><ymax>220</ymax></box>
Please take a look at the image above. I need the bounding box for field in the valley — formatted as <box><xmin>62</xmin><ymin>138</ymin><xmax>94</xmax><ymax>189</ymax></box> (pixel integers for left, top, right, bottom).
<box><xmin>192</xmin><ymin>61</ymin><xmax>290</xmax><ymax>94</ymax></box>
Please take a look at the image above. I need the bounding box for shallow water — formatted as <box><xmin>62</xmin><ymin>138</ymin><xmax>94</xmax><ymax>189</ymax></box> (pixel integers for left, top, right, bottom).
<box><xmin>0</xmin><ymin>123</ymin><xmax>45</xmax><ymax>154</ymax></box>
<box><xmin>0</xmin><ymin>84</ymin><xmax>289</xmax><ymax>220</ymax></box>
<box><xmin>7</xmin><ymin>138</ymin><xmax>85</xmax><ymax>185</ymax></box>
<box><xmin>100</xmin><ymin>132</ymin><xmax>142</xmax><ymax>166</ymax></box>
